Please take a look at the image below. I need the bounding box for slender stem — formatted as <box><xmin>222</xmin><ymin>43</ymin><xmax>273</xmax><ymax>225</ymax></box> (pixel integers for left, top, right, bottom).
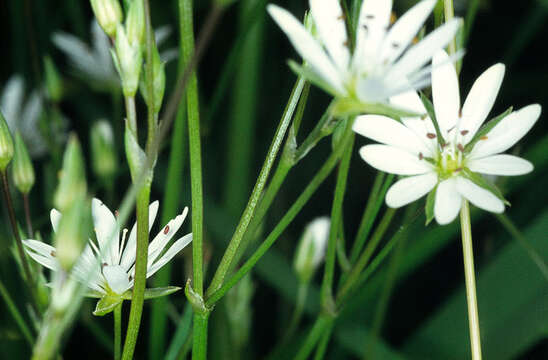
<box><xmin>294</xmin><ymin>315</ymin><xmax>334</xmax><ymax>360</ymax></box>
<box><xmin>460</xmin><ymin>200</ymin><xmax>482</xmax><ymax>360</ymax></box>
<box><xmin>192</xmin><ymin>313</ymin><xmax>209</xmax><ymax>360</ymax></box>
<box><xmin>321</xmin><ymin>134</ymin><xmax>354</xmax><ymax>306</ymax></box>
<box><xmin>282</xmin><ymin>282</ymin><xmax>308</xmax><ymax>343</ymax></box>
<box><xmin>121</xmin><ymin>185</ymin><xmax>151</xmax><ymax>360</ymax></box>
<box><xmin>143</xmin><ymin>0</ymin><xmax>156</xmax><ymax>154</ymax></box>
<box><xmin>205</xmin><ymin>123</ymin><xmax>355</xmax><ymax>306</ymax></box>
<box><xmin>114</xmin><ymin>303</ymin><xmax>122</xmax><ymax>360</ymax></box>
<box><xmin>443</xmin><ymin>0</ymin><xmax>456</xmax><ymax>56</ymax></box>
<box><xmin>206</xmin><ymin>77</ymin><xmax>306</xmax><ymax>297</ymax></box>
<box><xmin>313</xmin><ymin>324</ymin><xmax>333</xmax><ymax>360</ymax></box>
<box><xmin>1</xmin><ymin>171</ymin><xmax>34</xmax><ymax>288</ymax></box>
<box><xmin>22</xmin><ymin>193</ymin><xmax>33</xmax><ymax>237</ymax></box>
<box><xmin>124</xmin><ymin>96</ymin><xmax>137</xmax><ymax>135</ymax></box>
<box><xmin>0</xmin><ymin>278</ymin><xmax>34</xmax><ymax>345</ymax></box>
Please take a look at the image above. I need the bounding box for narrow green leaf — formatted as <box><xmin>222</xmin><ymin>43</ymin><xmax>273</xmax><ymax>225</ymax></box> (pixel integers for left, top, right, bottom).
<box><xmin>93</xmin><ymin>295</ymin><xmax>123</xmax><ymax>316</ymax></box>
<box><xmin>419</xmin><ymin>92</ymin><xmax>445</xmax><ymax>146</ymax></box>
<box><xmin>425</xmin><ymin>185</ymin><xmax>437</xmax><ymax>225</ymax></box>
<box><xmin>464</xmin><ymin>106</ymin><xmax>513</xmax><ymax>153</ymax></box>
<box><xmin>121</xmin><ymin>286</ymin><xmax>181</xmax><ymax>300</ymax></box>
<box><xmin>288</xmin><ymin>60</ymin><xmax>339</xmax><ymax>97</ymax></box>
<box><xmin>461</xmin><ymin>169</ymin><xmax>509</xmax><ymax>205</ymax></box>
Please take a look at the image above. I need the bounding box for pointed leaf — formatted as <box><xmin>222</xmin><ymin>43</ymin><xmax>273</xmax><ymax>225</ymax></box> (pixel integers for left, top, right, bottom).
<box><xmin>93</xmin><ymin>295</ymin><xmax>123</xmax><ymax>316</ymax></box>
<box><xmin>419</xmin><ymin>92</ymin><xmax>445</xmax><ymax>146</ymax></box>
<box><xmin>288</xmin><ymin>60</ymin><xmax>339</xmax><ymax>97</ymax></box>
<box><xmin>120</xmin><ymin>286</ymin><xmax>182</xmax><ymax>300</ymax></box>
<box><xmin>464</xmin><ymin>106</ymin><xmax>513</xmax><ymax>153</ymax></box>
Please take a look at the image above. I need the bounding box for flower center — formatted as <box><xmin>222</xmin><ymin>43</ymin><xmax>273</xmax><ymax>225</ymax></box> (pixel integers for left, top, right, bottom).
<box><xmin>436</xmin><ymin>144</ymin><xmax>464</xmax><ymax>180</ymax></box>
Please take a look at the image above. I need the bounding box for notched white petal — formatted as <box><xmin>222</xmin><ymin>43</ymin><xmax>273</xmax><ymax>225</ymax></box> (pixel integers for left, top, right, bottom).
<box><xmin>456</xmin><ymin>177</ymin><xmax>504</xmax><ymax>213</ymax></box>
<box><xmin>467</xmin><ymin>154</ymin><xmax>533</xmax><ymax>176</ymax></box>
<box><xmin>359</xmin><ymin>144</ymin><xmax>433</xmax><ymax>175</ymax></box>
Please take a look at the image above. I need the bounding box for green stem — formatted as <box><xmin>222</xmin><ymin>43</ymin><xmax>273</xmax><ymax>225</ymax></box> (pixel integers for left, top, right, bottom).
<box><xmin>121</xmin><ymin>185</ymin><xmax>151</xmax><ymax>360</ymax></box>
<box><xmin>443</xmin><ymin>0</ymin><xmax>456</xmax><ymax>55</ymax></box>
<box><xmin>0</xmin><ymin>278</ymin><xmax>34</xmax><ymax>345</ymax></box>
<box><xmin>313</xmin><ymin>324</ymin><xmax>333</xmax><ymax>360</ymax></box>
<box><xmin>460</xmin><ymin>200</ymin><xmax>482</xmax><ymax>360</ymax></box>
<box><xmin>283</xmin><ymin>282</ymin><xmax>308</xmax><ymax>343</ymax></box>
<box><xmin>294</xmin><ymin>315</ymin><xmax>334</xmax><ymax>360</ymax></box>
<box><xmin>206</xmin><ymin>77</ymin><xmax>306</xmax><ymax>297</ymax></box>
<box><xmin>205</xmin><ymin>123</ymin><xmax>355</xmax><ymax>306</ymax></box>
<box><xmin>192</xmin><ymin>313</ymin><xmax>209</xmax><ymax>360</ymax></box>
<box><xmin>114</xmin><ymin>303</ymin><xmax>122</xmax><ymax>360</ymax></box>
<box><xmin>321</xmin><ymin>134</ymin><xmax>354</xmax><ymax>307</ymax></box>
<box><xmin>23</xmin><ymin>193</ymin><xmax>33</xmax><ymax>237</ymax></box>
<box><xmin>143</xmin><ymin>0</ymin><xmax>156</xmax><ymax>154</ymax></box>
<box><xmin>124</xmin><ymin>96</ymin><xmax>137</xmax><ymax>135</ymax></box>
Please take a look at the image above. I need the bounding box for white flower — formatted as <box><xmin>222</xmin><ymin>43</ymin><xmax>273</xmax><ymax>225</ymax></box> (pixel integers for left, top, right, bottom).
<box><xmin>353</xmin><ymin>50</ymin><xmax>541</xmax><ymax>225</ymax></box>
<box><xmin>267</xmin><ymin>0</ymin><xmax>460</xmax><ymax>103</ymax></box>
<box><xmin>23</xmin><ymin>198</ymin><xmax>192</xmax><ymax>296</ymax></box>
<box><xmin>294</xmin><ymin>217</ymin><xmax>330</xmax><ymax>282</ymax></box>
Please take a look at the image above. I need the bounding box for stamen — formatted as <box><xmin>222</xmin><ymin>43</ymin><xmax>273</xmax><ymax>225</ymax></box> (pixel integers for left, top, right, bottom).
<box><xmin>362</xmin><ymin>24</ymin><xmax>369</xmax><ymax>31</ymax></box>
<box><xmin>454</xmin><ymin>167</ymin><xmax>463</xmax><ymax>173</ymax></box>
<box><xmin>391</xmin><ymin>42</ymin><xmax>399</xmax><ymax>48</ymax></box>
<box><xmin>343</xmin><ymin>40</ymin><xmax>349</xmax><ymax>48</ymax></box>
<box><xmin>460</xmin><ymin>130</ymin><xmax>469</xmax><ymax>136</ymax></box>
<box><xmin>458</xmin><ymin>109</ymin><xmax>462</xmax><ymax>117</ymax></box>
<box><xmin>119</xmin><ymin>228</ymin><xmax>129</xmax><ymax>254</ymax></box>
<box><xmin>337</xmin><ymin>14</ymin><xmax>346</xmax><ymax>20</ymax></box>
<box><xmin>457</xmin><ymin>144</ymin><xmax>464</xmax><ymax>152</ymax></box>
<box><xmin>101</xmin><ymin>262</ymin><xmax>107</xmax><ymax>269</ymax></box>
<box><xmin>365</xmin><ymin>14</ymin><xmax>375</xmax><ymax>20</ymax></box>
<box><xmin>426</xmin><ymin>133</ymin><xmax>436</xmax><ymax>139</ymax></box>
<box><xmin>115</xmin><ymin>210</ymin><xmax>119</xmax><ymax>217</ymax></box>
<box><xmin>163</xmin><ymin>225</ymin><xmax>170</xmax><ymax>235</ymax></box>
<box><xmin>480</xmin><ymin>136</ymin><xmax>488</xmax><ymax>140</ymax></box>
<box><xmin>50</xmin><ymin>250</ymin><xmax>56</xmax><ymax>257</ymax></box>
<box><xmin>418</xmin><ymin>152</ymin><xmax>424</xmax><ymax>160</ymax></box>
<box><xmin>420</xmin><ymin>114</ymin><xmax>427</xmax><ymax>120</ymax></box>
<box><xmin>128</xmin><ymin>275</ymin><xmax>133</xmax><ymax>282</ymax></box>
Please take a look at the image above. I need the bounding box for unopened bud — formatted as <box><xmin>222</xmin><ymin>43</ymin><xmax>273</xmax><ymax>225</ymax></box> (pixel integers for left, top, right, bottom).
<box><xmin>44</xmin><ymin>56</ymin><xmax>63</xmax><ymax>102</ymax></box>
<box><xmin>54</xmin><ymin>135</ymin><xmax>87</xmax><ymax>211</ymax></box>
<box><xmin>140</xmin><ymin>44</ymin><xmax>166</xmax><ymax>114</ymax></box>
<box><xmin>90</xmin><ymin>0</ymin><xmax>123</xmax><ymax>38</ymax></box>
<box><xmin>294</xmin><ymin>217</ymin><xmax>330</xmax><ymax>283</ymax></box>
<box><xmin>126</xmin><ymin>0</ymin><xmax>145</xmax><ymax>47</ymax></box>
<box><xmin>55</xmin><ymin>197</ymin><xmax>92</xmax><ymax>270</ymax></box>
<box><xmin>90</xmin><ymin>120</ymin><xmax>117</xmax><ymax>181</ymax></box>
<box><xmin>112</xmin><ymin>24</ymin><xmax>143</xmax><ymax>96</ymax></box>
<box><xmin>0</xmin><ymin>111</ymin><xmax>14</xmax><ymax>172</ymax></box>
<box><xmin>12</xmin><ymin>131</ymin><xmax>35</xmax><ymax>194</ymax></box>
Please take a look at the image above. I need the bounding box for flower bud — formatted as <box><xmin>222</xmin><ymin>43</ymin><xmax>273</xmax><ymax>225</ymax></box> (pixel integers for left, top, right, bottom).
<box><xmin>294</xmin><ymin>217</ymin><xmax>330</xmax><ymax>283</ymax></box>
<box><xmin>126</xmin><ymin>0</ymin><xmax>145</xmax><ymax>47</ymax></box>
<box><xmin>54</xmin><ymin>135</ymin><xmax>87</xmax><ymax>211</ymax></box>
<box><xmin>140</xmin><ymin>44</ymin><xmax>166</xmax><ymax>114</ymax></box>
<box><xmin>90</xmin><ymin>120</ymin><xmax>117</xmax><ymax>182</ymax></box>
<box><xmin>55</xmin><ymin>197</ymin><xmax>92</xmax><ymax>270</ymax></box>
<box><xmin>0</xmin><ymin>111</ymin><xmax>14</xmax><ymax>172</ymax></box>
<box><xmin>90</xmin><ymin>0</ymin><xmax>123</xmax><ymax>38</ymax></box>
<box><xmin>44</xmin><ymin>56</ymin><xmax>63</xmax><ymax>102</ymax></box>
<box><xmin>112</xmin><ymin>24</ymin><xmax>143</xmax><ymax>96</ymax></box>
<box><xmin>12</xmin><ymin>131</ymin><xmax>35</xmax><ymax>194</ymax></box>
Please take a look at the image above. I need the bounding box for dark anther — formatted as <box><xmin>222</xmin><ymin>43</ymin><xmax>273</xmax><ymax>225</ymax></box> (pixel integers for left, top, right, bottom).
<box><xmin>343</xmin><ymin>40</ymin><xmax>349</xmax><ymax>47</ymax></box>
<box><xmin>454</xmin><ymin>167</ymin><xmax>463</xmax><ymax>173</ymax></box>
<box><xmin>457</xmin><ymin>144</ymin><xmax>464</xmax><ymax>152</ymax></box>
<box><xmin>163</xmin><ymin>225</ymin><xmax>170</xmax><ymax>235</ymax></box>
<box><xmin>51</xmin><ymin>250</ymin><xmax>56</xmax><ymax>257</ymax></box>
<box><xmin>365</xmin><ymin>14</ymin><xmax>375</xmax><ymax>19</ymax></box>
<box><xmin>115</xmin><ymin>210</ymin><xmax>119</xmax><ymax>217</ymax></box>
<box><xmin>337</xmin><ymin>14</ymin><xmax>346</xmax><ymax>20</ymax></box>
<box><xmin>419</xmin><ymin>152</ymin><xmax>424</xmax><ymax>160</ymax></box>
<box><xmin>362</xmin><ymin>24</ymin><xmax>369</xmax><ymax>31</ymax></box>
<box><xmin>460</xmin><ymin>130</ymin><xmax>469</xmax><ymax>136</ymax></box>
<box><xmin>480</xmin><ymin>136</ymin><xmax>488</xmax><ymax>140</ymax></box>
<box><xmin>102</xmin><ymin>262</ymin><xmax>107</xmax><ymax>269</ymax></box>
<box><xmin>426</xmin><ymin>133</ymin><xmax>436</xmax><ymax>139</ymax></box>
<box><xmin>459</xmin><ymin>109</ymin><xmax>462</xmax><ymax>117</ymax></box>
<box><xmin>128</xmin><ymin>275</ymin><xmax>133</xmax><ymax>282</ymax></box>
<box><xmin>391</xmin><ymin>42</ymin><xmax>399</xmax><ymax>48</ymax></box>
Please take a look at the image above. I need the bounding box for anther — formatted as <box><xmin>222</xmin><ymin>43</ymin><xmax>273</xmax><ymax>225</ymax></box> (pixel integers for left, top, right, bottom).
<box><xmin>115</xmin><ymin>210</ymin><xmax>119</xmax><ymax>217</ymax></box>
<box><xmin>128</xmin><ymin>275</ymin><xmax>133</xmax><ymax>282</ymax></box>
<box><xmin>51</xmin><ymin>250</ymin><xmax>56</xmax><ymax>257</ymax></box>
<box><xmin>418</xmin><ymin>152</ymin><xmax>424</xmax><ymax>160</ymax></box>
<box><xmin>365</xmin><ymin>14</ymin><xmax>375</xmax><ymax>19</ymax></box>
<box><xmin>391</xmin><ymin>42</ymin><xmax>399</xmax><ymax>48</ymax></box>
<box><xmin>460</xmin><ymin>130</ymin><xmax>469</xmax><ymax>136</ymax></box>
<box><xmin>163</xmin><ymin>225</ymin><xmax>170</xmax><ymax>235</ymax></box>
<box><xmin>454</xmin><ymin>167</ymin><xmax>463</xmax><ymax>173</ymax></box>
<box><xmin>480</xmin><ymin>136</ymin><xmax>488</xmax><ymax>140</ymax></box>
<box><xmin>102</xmin><ymin>262</ymin><xmax>107</xmax><ymax>269</ymax></box>
<box><xmin>362</xmin><ymin>24</ymin><xmax>369</xmax><ymax>31</ymax></box>
<box><xmin>337</xmin><ymin>14</ymin><xmax>346</xmax><ymax>20</ymax></box>
<box><xmin>426</xmin><ymin>133</ymin><xmax>436</xmax><ymax>139</ymax></box>
<box><xmin>457</xmin><ymin>144</ymin><xmax>464</xmax><ymax>152</ymax></box>
<box><xmin>343</xmin><ymin>40</ymin><xmax>349</xmax><ymax>48</ymax></box>
<box><xmin>458</xmin><ymin>109</ymin><xmax>462</xmax><ymax>117</ymax></box>
<box><xmin>420</xmin><ymin>114</ymin><xmax>427</xmax><ymax>120</ymax></box>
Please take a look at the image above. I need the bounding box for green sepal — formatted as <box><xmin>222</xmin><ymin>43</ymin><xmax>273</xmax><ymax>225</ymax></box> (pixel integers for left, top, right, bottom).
<box><xmin>93</xmin><ymin>295</ymin><xmax>123</xmax><ymax>316</ymax></box>
<box><xmin>419</xmin><ymin>92</ymin><xmax>445</xmax><ymax>147</ymax></box>
<box><xmin>288</xmin><ymin>60</ymin><xmax>339</xmax><ymax>97</ymax></box>
<box><xmin>121</xmin><ymin>286</ymin><xmax>181</xmax><ymax>300</ymax></box>
<box><xmin>185</xmin><ymin>279</ymin><xmax>210</xmax><ymax>315</ymax></box>
<box><xmin>464</xmin><ymin>107</ymin><xmax>513</xmax><ymax>153</ymax></box>
<box><xmin>425</xmin><ymin>185</ymin><xmax>437</xmax><ymax>225</ymax></box>
<box><xmin>461</xmin><ymin>169</ymin><xmax>510</xmax><ymax>206</ymax></box>
<box><xmin>84</xmin><ymin>290</ymin><xmax>104</xmax><ymax>299</ymax></box>
<box><xmin>124</xmin><ymin>122</ymin><xmax>149</xmax><ymax>183</ymax></box>
<box><xmin>331</xmin><ymin>97</ymin><xmax>423</xmax><ymax>119</ymax></box>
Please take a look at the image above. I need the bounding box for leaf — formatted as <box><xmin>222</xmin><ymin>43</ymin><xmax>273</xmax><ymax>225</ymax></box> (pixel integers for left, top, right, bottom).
<box><xmin>93</xmin><ymin>295</ymin><xmax>122</xmax><ymax>316</ymax></box>
<box><xmin>464</xmin><ymin>106</ymin><xmax>513</xmax><ymax>153</ymax></box>
<box><xmin>461</xmin><ymin>169</ymin><xmax>509</xmax><ymax>205</ymax></box>
<box><xmin>120</xmin><ymin>286</ymin><xmax>181</xmax><ymax>300</ymax></box>
<box><xmin>419</xmin><ymin>92</ymin><xmax>445</xmax><ymax>147</ymax></box>
<box><xmin>425</xmin><ymin>185</ymin><xmax>437</xmax><ymax>225</ymax></box>
<box><xmin>331</xmin><ymin>97</ymin><xmax>423</xmax><ymax>119</ymax></box>
<box><xmin>288</xmin><ymin>60</ymin><xmax>339</xmax><ymax>97</ymax></box>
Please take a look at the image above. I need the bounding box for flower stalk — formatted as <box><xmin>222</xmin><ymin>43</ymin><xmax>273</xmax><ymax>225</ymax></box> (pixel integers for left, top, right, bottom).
<box><xmin>460</xmin><ymin>200</ymin><xmax>482</xmax><ymax>360</ymax></box>
<box><xmin>114</xmin><ymin>303</ymin><xmax>122</xmax><ymax>360</ymax></box>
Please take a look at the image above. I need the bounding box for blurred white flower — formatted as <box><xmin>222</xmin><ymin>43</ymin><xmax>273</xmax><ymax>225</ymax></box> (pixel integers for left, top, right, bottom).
<box><xmin>294</xmin><ymin>217</ymin><xmax>330</xmax><ymax>283</ymax></box>
<box><xmin>354</xmin><ymin>50</ymin><xmax>541</xmax><ymax>225</ymax></box>
<box><xmin>268</xmin><ymin>0</ymin><xmax>460</xmax><ymax>104</ymax></box>
<box><xmin>24</xmin><ymin>198</ymin><xmax>192</xmax><ymax>296</ymax></box>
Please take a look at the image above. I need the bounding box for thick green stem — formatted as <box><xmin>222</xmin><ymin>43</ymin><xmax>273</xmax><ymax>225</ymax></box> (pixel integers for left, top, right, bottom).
<box><xmin>121</xmin><ymin>185</ymin><xmax>151</xmax><ymax>360</ymax></box>
<box><xmin>460</xmin><ymin>200</ymin><xmax>482</xmax><ymax>360</ymax></box>
<box><xmin>191</xmin><ymin>313</ymin><xmax>209</xmax><ymax>360</ymax></box>
<box><xmin>0</xmin><ymin>278</ymin><xmax>34</xmax><ymax>345</ymax></box>
<box><xmin>114</xmin><ymin>303</ymin><xmax>122</xmax><ymax>360</ymax></box>
<box><xmin>206</xmin><ymin>77</ymin><xmax>306</xmax><ymax>297</ymax></box>
<box><xmin>205</xmin><ymin>123</ymin><xmax>355</xmax><ymax>306</ymax></box>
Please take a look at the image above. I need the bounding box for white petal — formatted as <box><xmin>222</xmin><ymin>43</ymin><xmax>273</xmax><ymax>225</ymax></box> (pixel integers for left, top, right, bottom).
<box><xmin>353</xmin><ymin>115</ymin><xmax>429</xmax><ymax>154</ymax></box>
<box><xmin>23</xmin><ymin>240</ymin><xmax>59</xmax><ymax>271</ymax></box>
<box><xmin>50</xmin><ymin>209</ymin><xmax>62</xmax><ymax>233</ymax></box>
<box><xmin>380</xmin><ymin>0</ymin><xmax>437</xmax><ymax>65</ymax></box>
<box><xmin>469</xmin><ymin>104</ymin><xmax>541</xmax><ymax>158</ymax></box>
<box><xmin>467</xmin><ymin>154</ymin><xmax>533</xmax><ymax>176</ymax></box>
<box><xmin>432</xmin><ymin>50</ymin><xmax>460</xmax><ymax>134</ymax></box>
<box><xmin>267</xmin><ymin>5</ymin><xmax>345</xmax><ymax>94</ymax></box>
<box><xmin>456</xmin><ymin>177</ymin><xmax>504</xmax><ymax>213</ymax></box>
<box><xmin>147</xmin><ymin>234</ymin><xmax>193</xmax><ymax>279</ymax></box>
<box><xmin>386</xmin><ymin>173</ymin><xmax>438</xmax><ymax>208</ymax></box>
<box><xmin>147</xmin><ymin>207</ymin><xmax>188</xmax><ymax>267</ymax></box>
<box><xmin>92</xmin><ymin>198</ymin><xmax>119</xmax><ymax>265</ymax></box>
<box><xmin>353</xmin><ymin>0</ymin><xmax>392</xmax><ymax>72</ymax></box>
<box><xmin>387</xmin><ymin>19</ymin><xmax>460</xmax><ymax>81</ymax></box>
<box><xmin>103</xmin><ymin>265</ymin><xmax>131</xmax><ymax>294</ymax></box>
<box><xmin>389</xmin><ymin>89</ymin><xmax>427</xmax><ymax>114</ymax></box>
<box><xmin>309</xmin><ymin>0</ymin><xmax>350</xmax><ymax>72</ymax></box>
<box><xmin>434</xmin><ymin>178</ymin><xmax>462</xmax><ymax>225</ymax></box>
<box><xmin>460</xmin><ymin>64</ymin><xmax>505</xmax><ymax>143</ymax></box>
<box><xmin>359</xmin><ymin>144</ymin><xmax>433</xmax><ymax>175</ymax></box>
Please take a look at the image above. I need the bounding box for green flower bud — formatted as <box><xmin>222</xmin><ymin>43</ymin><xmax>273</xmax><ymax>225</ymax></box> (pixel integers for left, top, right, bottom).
<box><xmin>0</xmin><ymin>111</ymin><xmax>14</xmax><ymax>172</ymax></box>
<box><xmin>54</xmin><ymin>135</ymin><xmax>87</xmax><ymax>211</ymax></box>
<box><xmin>126</xmin><ymin>0</ymin><xmax>145</xmax><ymax>47</ymax></box>
<box><xmin>44</xmin><ymin>56</ymin><xmax>63</xmax><ymax>102</ymax></box>
<box><xmin>90</xmin><ymin>120</ymin><xmax>117</xmax><ymax>181</ymax></box>
<box><xmin>294</xmin><ymin>217</ymin><xmax>330</xmax><ymax>284</ymax></box>
<box><xmin>140</xmin><ymin>44</ymin><xmax>166</xmax><ymax>114</ymax></box>
<box><xmin>55</xmin><ymin>197</ymin><xmax>92</xmax><ymax>271</ymax></box>
<box><xmin>112</xmin><ymin>24</ymin><xmax>143</xmax><ymax>96</ymax></box>
<box><xmin>90</xmin><ymin>0</ymin><xmax>123</xmax><ymax>38</ymax></box>
<box><xmin>124</xmin><ymin>122</ymin><xmax>152</xmax><ymax>184</ymax></box>
<box><xmin>12</xmin><ymin>131</ymin><xmax>35</xmax><ymax>194</ymax></box>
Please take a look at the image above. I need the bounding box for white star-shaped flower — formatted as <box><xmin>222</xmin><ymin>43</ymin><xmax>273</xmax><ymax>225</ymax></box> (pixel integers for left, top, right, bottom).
<box><xmin>23</xmin><ymin>198</ymin><xmax>192</xmax><ymax>296</ymax></box>
<box><xmin>268</xmin><ymin>0</ymin><xmax>460</xmax><ymax>104</ymax></box>
<box><xmin>353</xmin><ymin>50</ymin><xmax>541</xmax><ymax>225</ymax></box>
